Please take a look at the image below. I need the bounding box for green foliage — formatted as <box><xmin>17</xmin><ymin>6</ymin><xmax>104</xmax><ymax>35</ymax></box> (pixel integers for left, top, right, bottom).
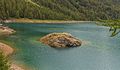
<box><xmin>0</xmin><ymin>51</ymin><xmax>10</xmax><ymax>70</ymax></box>
<box><xmin>97</xmin><ymin>20</ymin><xmax>120</xmax><ymax>27</ymax></box>
<box><xmin>97</xmin><ymin>20</ymin><xmax>120</xmax><ymax>37</ymax></box>
<box><xmin>0</xmin><ymin>0</ymin><xmax>120</xmax><ymax>20</ymax></box>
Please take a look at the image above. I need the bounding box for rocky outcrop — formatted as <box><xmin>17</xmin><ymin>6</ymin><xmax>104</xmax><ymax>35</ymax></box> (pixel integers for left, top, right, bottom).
<box><xmin>40</xmin><ymin>33</ymin><xmax>82</xmax><ymax>48</ymax></box>
<box><xmin>0</xmin><ymin>26</ymin><xmax>15</xmax><ymax>35</ymax></box>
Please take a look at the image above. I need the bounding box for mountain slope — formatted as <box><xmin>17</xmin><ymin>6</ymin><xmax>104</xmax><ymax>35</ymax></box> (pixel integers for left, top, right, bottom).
<box><xmin>0</xmin><ymin>0</ymin><xmax>120</xmax><ymax>20</ymax></box>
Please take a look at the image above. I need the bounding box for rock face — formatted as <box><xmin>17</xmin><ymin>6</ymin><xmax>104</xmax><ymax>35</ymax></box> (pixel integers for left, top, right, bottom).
<box><xmin>40</xmin><ymin>33</ymin><xmax>82</xmax><ymax>48</ymax></box>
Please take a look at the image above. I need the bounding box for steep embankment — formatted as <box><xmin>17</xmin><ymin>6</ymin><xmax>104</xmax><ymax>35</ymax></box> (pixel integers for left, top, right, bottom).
<box><xmin>0</xmin><ymin>0</ymin><xmax>120</xmax><ymax>20</ymax></box>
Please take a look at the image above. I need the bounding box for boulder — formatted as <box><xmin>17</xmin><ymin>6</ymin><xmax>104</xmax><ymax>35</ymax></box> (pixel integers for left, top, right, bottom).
<box><xmin>39</xmin><ymin>33</ymin><xmax>82</xmax><ymax>48</ymax></box>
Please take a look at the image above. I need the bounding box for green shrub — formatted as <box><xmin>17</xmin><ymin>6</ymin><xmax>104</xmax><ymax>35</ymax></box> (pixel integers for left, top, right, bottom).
<box><xmin>0</xmin><ymin>51</ymin><xmax>10</xmax><ymax>70</ymax></box>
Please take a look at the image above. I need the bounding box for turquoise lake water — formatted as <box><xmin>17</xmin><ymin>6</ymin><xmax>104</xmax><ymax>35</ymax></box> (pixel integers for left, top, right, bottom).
<box><xmin>2</xmin><ymin>22</ymin><xmax>120</xmax><ymax>70</ymax></box>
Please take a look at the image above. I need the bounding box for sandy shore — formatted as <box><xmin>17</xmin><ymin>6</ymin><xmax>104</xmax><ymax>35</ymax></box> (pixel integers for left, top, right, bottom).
<box><xmin>2</xmin><ymin>18</ymin><xmax>91</xmax><ymax>24</ymax></box>
<box><xmin>0</xmin><ymin>42</ymin><xmax>25</xmax><ymax>70</ymax></box>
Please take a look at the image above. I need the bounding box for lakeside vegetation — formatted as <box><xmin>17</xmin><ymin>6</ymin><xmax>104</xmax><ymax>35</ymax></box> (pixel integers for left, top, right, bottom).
<box><xmin>0</xmin><ymin>0</ymin><xmax>120</xmax><ymax>20</ymax></box>
<box><xmin>97</xmin><ymin>20</ymin><xmax>120</xmax><ymax>37</ymax></box>
<box><xmin>0</xmin><ymin>52</ymin><xmax>10</xmax><ymax>70</ymax></box>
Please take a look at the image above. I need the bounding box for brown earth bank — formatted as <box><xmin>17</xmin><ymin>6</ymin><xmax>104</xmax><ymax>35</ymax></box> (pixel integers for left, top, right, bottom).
<box><xmin>0</xmin><ymin>42</ymin><xmax>13</xmax><ymax>56</ymax></box>
<box><xmin>0</xmin><ymin>42</ymin><xmax>25</xmax><ymax>70</ymax></box>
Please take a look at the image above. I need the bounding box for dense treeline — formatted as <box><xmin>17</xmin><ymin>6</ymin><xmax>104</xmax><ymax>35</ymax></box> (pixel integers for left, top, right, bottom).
<box><xmin>0</xmin><ymin>0</ymin><xmax>120</xmax><ymax>20</ymax></box>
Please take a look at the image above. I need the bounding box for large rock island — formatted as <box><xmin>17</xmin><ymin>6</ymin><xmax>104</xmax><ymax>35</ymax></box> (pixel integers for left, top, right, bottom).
<box><xmin>39</xmin><ymin>33</ymin><xmax>82</xmax><ymax>48</ymax></box>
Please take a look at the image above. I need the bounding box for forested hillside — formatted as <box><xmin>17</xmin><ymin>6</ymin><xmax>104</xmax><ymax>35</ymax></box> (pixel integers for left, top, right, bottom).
<box><xmin>0</xmin><ymin>0</ymin><xmax>120</xmax><ymax>20</ymax></box>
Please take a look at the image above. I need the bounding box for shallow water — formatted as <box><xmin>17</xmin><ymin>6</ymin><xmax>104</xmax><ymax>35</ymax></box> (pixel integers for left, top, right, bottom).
<box><xmin>2</xmin><ymin>22</ymin><xmax>120</xmax><ymax>70</ymax></box>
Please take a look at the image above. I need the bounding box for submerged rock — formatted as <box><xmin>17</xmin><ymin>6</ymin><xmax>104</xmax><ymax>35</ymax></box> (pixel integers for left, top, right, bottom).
<box><xmin>39</xmin><ymin>33</ymin><xmax>82</xmax><ymax>48</ymax></box>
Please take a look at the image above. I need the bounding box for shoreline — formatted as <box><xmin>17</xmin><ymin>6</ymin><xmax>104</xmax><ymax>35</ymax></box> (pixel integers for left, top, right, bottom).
<box><xmin>0</xmin><ymin>25</ymin><xmax>25</xmax><ymax>70</ymax></box>
<box><xmin>0</xmin><ymin>42</ymin><xmax>25</xmax><ymax>70</ymax></box>
<box><xmin>1</xmin><ymin>18</ymin><xmax>92</xmax><ymax>24</ymax></box>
